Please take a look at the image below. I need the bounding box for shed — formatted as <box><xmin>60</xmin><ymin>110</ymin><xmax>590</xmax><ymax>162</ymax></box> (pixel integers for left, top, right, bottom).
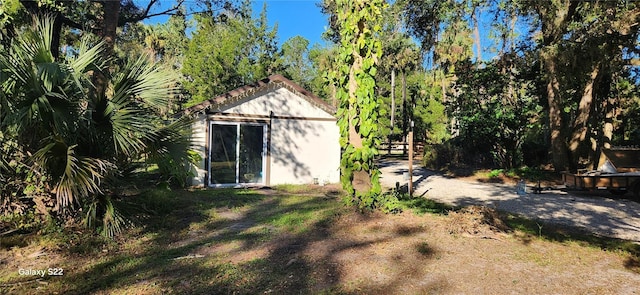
<box><xmin>184</xmin><ymin>74</ymin><xmax>341</xmax><ymax>187</ymax></box>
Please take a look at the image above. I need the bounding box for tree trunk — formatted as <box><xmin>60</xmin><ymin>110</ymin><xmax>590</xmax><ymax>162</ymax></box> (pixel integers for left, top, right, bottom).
<box><xmin>93</xmin><ymin>1</ymin><xmax>121</xmax><ymax>100</ymax></box>
<box><xmin>472</xmin><ymin>6</ymin><xmax>482</xmax><ymax>65</ymax></box>
<box><xmin>543</xmin><ymin>49</ymin><xmax>570</xmax><ymax>171</ymax></box>
<box><xmin>348</xmin><ymin>55</ymin><xmax>371</xmax><ymax>192</ymax></box>
<box><xmin>102</xmin><ymin>1</ymin><xmax>120</xmax><ymax>56</ymax></box>
<box><xmin>401</xmin><ymin>70</ymin><xmax>407</xmax><ymax>155</ymax></box>
<box><xmin>602</xmin><ymin>97</ymin><xmax>615</xmax><ymax>150</ymax></box>
<box><xmin>388</xmin><ymin>68</ymin><xmax>396</xmax><ymax>154</ymax></box>
<box><xmin>568</xmin><ymin>64</ymin><xmax>600</xmax><ymax>156</ymax></box>
<box><xmin>538</xmin><ymin>0</ymin><xmax>576</xmax><ymax>171</ymax></box>
<box><xmin>597</xmin><ymin>86</ymin><xmax>616</xmax><ymax>168</ymax></box>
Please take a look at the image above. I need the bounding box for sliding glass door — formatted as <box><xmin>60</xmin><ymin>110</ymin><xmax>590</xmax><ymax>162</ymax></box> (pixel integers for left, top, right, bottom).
<box><xmin>210</xmin><ymin>124</ymin><xmax>238</xmax><ymax>184</ymax></box>
<box><xmin>209</xmin><ymin>122</ymin><xmax>266</xmax><ymax>186</ymax></box>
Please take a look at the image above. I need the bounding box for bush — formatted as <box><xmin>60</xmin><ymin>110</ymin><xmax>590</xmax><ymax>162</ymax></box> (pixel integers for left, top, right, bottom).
<box><xmin>422</xmin><ymin>141</ymin><xmax>464</xmax><ymax>170</ymax></box>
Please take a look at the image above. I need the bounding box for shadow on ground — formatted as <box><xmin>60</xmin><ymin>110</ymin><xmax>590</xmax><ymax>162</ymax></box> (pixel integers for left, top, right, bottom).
<box><xmin>22</xmin><ymin>187</ymin><xmax>448</xmax><ymax>294</ymax></box>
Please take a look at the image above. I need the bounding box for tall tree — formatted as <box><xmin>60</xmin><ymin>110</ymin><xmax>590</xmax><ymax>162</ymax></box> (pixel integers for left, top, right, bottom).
<box><xmin>5</xmin><ymin>0</ymin><xmax>229</xmax><ymax>54</ymax></box>
<box><xmin>520</xmin><ymin>0</ymin><xmax>640</xmax><ymax>170</ymax></box>
<box><xmin>401</xmin><ymin>0</ymin><xmax>640</xmax><ymax>171</ymax></box>
<box><xmin>280</xmin><ymin>35</ymin><xmax>313</xmax><ymax>89</ymax></box>
<box><xmin>330</xmin><ymin>0</ymin><xmax>392</xmax><ymax>210</ymax></box>
<box><xmin>182</xmin><ymin>3</ymin><xmax>281</xmax><ymax>106</ymax></box>
<box><xmin>2</xmin><ymin>0</ymin><xmax>231</xmax><ymax>106</ymax></box>
<box><xmin>377</xmin><ymin>2</ymin><xmax>422</xmax><ymax>151</ymax></box>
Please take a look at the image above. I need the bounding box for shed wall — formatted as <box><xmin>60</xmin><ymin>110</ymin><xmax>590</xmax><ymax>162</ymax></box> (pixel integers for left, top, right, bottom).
<box><xmin>189</xmin><ymin>86</ymin><xmax>340</xmax><ymax>187</ymax></box>
<box><xmin>222</xmin><ymin>87</ymin><xmax>334</xmax><ymax>119</ymax></box>
<box><xmin>190</xmin><ymin>113</ymin><xmax>208</xmax><ymax>186</ymax></box>
<box><xmin>269</xmin><ymin>118</ymin><xmax>340</xmax><ymax>185</ymax></box>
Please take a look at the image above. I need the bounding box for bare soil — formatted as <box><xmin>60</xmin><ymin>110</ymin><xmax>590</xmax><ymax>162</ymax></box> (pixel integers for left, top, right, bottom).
<box><xmin>301</xmin><ymin>209</ymin><xmax>640</xmax><ymax>294</ymax></box>
<box><xmin>379</xmin><ymin>159</ymin><xmax>640</xmax><ymax>242</ymax></box>
<box><xmin>1</xmin><ymin>187</ymin><xmax>639</xmax><ymax>294</ymax></box>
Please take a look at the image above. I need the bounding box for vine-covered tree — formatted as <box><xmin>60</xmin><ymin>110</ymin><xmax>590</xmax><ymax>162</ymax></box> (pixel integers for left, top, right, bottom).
<box><xmin>329</xmin><ymin>0</ymin><xmax>396</xmax><ymax>211</ymax></box>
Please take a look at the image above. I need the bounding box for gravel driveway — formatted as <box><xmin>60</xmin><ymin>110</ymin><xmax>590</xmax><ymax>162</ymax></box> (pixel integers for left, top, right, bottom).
<box><xmin>378</xmin><ymin>159</ymin><xmax>640</xmax><ymax>242</ymax></box>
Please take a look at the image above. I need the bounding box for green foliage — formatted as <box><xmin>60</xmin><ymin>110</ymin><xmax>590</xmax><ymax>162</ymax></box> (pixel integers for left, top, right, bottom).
<box><xmin>83</xmin><ymin>195</ymin><xmax>132</xmax><ymax>238</ymax></box>
<box><xmin>422</xmin><ymin>141</ymin><xmax>463</xmax><ymax>169</ymax></box>
<box><xmin>399</xmin><ymin>197</ymin><xmax>451</xmax><ymax>215</ymax></box>
<box><xmin>488</xmin><ymin>169</ymin><xmax>503</xmax><ymax>179</ymax></box>
<box><xmin>448</xmin><ymin>57</ymin><xmax>541</xmax><ymax>168</ymax></box>
<box><xmin>611</xmin><ymin>74</ymin><xmax>640</xmax><ymax>146</ymax></box>
<box><xmin>0</xmin><ymin>0</ymin><xmax>22</xmax><ymax>27</ymax></box>
<box><xmin>145</xmin><ymin>117</ymin><xmax>199</xmax><ymax>188</ymax></box>
<box><xmin>331</xmin><ymin>0</ymin><xmax>388</xmax><ymax>211</ymax></box>
<box><xmin>400</xmin><ymin>0</ymin><xmax>640</xmax><ymax>170</ymax></box>
<box><xmin>308</xmin><ymin>44</ymin><xmax>338</xmax><ymax>102</ymax></box>
<box><xmin>0</xmin><ymin>211</ymin><xmax>41</xmax><ymax>233</ymax></box>
<box><xmin>517</xmin><ymin>0</ymin><xmax>640</xmax><ymax>169</ymax></box>
<box><xmin>182</xmin><ymin>3</ymin><xmax>281</xmax><ymax>106</ymax></box>
<box><xmin>0</xmin><ymin>128</ymin><xmax>46</xmax><ymax>214</ymax></box>
<box><xmin>279</xmin><ymin>35</ymin><xmax>313</xmax><ymax>89</ymax></box>
<box><xmin>0</xmin><ymin>16</ymin><xmax>190</xmax><ymax>237</ymax></box>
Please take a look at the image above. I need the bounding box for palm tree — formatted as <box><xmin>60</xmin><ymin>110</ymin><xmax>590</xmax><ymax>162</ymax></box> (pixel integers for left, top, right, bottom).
<box><xmin>0</xmin><ymin>16</ymin><xmax>192</xmax><ymax>237</ymax></box>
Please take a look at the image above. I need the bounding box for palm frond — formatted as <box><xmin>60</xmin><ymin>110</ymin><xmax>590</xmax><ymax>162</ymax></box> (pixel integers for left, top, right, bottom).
<box><xmin>32</xmin><ymin>15</ymin><xmax>55</xmax><ymax>64</ymax></box>
<box><xmin>32</xmin><ymin>138</ymin><xmax>112</xmax><ymax>209</ymax></box>
<box><xmin>37</xmin><ymin>62</ymin><xmax>66</xmax><ymax>92</ymax></box>
<box><xmin>94</xmin><ymin>54</ymin><xmax>177</xmax><ymax>157</ymax></box>
<box><xmin>83</xmin><ymin>195</ymin><xmax>132</xmax><ymax>238</ymax></box>
<box><xmin>92</xmin><ymin>97</ymin><xmax>153</xmax><ymax>157</ymax></box>
<box><xmin>146</xmin><ymin>116</ymin><xmax>194</xmax><ymax>158</ymax></box>
<box><xmin>146</xmin><ymin>117</ymin><xmax>196</xmax><ymax>186</ymax></box>
<box><xmin>111</xmin><ymin>54</ymin><xmax>177</xmax><ymax>111</ymax></box>
<box><xmin>0</xmin><ymin>17</ymin><xmax>82</xmax><ymax>138</ymax></box>
<box><xmin>69</xmin><ymin>37</ymin><xmax>105</xmax><ymax>74</ymax></box>
<box><xmin>108</xmin><ymin>104</ymin><xmax>149</xmax><ymax>156</ymax></box>
<box><xmin>68</xmin><ymin>36</ymin><xmax>105</xmax><ymax>97</ymax></box>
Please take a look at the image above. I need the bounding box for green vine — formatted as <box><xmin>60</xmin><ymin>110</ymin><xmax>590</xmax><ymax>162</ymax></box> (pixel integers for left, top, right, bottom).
<box><xmin>330</xmin><ymin>0</ymin><xmax>389</xmax><ymax>210</ymax></box>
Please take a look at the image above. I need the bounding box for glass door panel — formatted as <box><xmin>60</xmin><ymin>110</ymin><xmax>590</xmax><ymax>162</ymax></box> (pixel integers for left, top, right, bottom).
<box><xmin>239</xmin><ymin>125</ymin><xmax>264</xmax><ymax>183</ymax></box>
<box><xmin>209</xmin><ymin>122</ymin><xmax>266</xmax><ymax>186</ymax></box>
<box><xmin>210</xmin><ymin>124</ymin><xmax>238</xmax><ymax>184</ymax></box>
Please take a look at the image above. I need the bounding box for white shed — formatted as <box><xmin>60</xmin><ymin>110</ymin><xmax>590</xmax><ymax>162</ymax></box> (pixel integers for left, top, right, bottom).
<box><xmin>184</xmin><ymin>74</ymin><xmax>341</xmax><ymax>187</ymax></box>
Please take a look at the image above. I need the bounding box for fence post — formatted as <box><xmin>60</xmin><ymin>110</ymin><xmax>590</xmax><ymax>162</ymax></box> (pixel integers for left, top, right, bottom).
<box><xmin>408</xmin><ymin>130</ymin><xmax>414</xmax><ymax>197</ymax></box>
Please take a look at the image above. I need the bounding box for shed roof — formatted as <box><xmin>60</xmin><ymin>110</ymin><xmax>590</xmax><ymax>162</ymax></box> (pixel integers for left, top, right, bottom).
<box><xmin>183</xmin><ymin>74</ymin><xmax>337</xmax><ymax>116</ymax></box>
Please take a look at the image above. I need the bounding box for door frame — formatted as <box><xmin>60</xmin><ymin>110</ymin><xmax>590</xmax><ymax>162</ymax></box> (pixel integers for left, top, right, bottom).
<box><xmin>208</xmin><ymin>121</ymin><xmax>267</xmax><ymax>187</ymax></box>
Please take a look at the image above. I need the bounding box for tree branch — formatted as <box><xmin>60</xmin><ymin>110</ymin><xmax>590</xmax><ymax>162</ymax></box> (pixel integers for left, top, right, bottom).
<box><xmin>120</xmin><ymin>0</ymin><xmax>185</xmax><ymax>24</ymax></box>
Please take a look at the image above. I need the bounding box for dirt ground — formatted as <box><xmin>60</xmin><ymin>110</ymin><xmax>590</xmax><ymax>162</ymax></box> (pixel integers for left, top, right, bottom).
<box><xmin>378</xmin><ymin>159</ymin><xmax>640</xmax><ymax>242</ymax></box>
<box><xmin>299</xmin><ymin>209</ymin><xmax>640</xmax><ymax>294</ymax></box>
<box><xmin>1</xmin><ymin>187</ymin><xmax>639</xmax><ymax>294</ymax></box>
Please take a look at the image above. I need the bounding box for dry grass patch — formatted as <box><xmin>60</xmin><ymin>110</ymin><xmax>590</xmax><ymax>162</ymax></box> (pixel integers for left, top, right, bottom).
<box><xmin>447</xmin><ymin>205</ymin><xmax>511</xmax><ymax>237</ymax></box>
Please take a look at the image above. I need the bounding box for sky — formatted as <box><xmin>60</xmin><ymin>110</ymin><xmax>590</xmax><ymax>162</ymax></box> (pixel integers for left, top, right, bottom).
<box><xmin>142</xmin><ymin>0</ymin><xmax>330</xmax><ymax>49</ymax></box>
<box><xmin>142</xmin><ymin>0</ymin><xmax>508</xmax><ymax>61</ymax></box>
<box><xmin>250</xmin><ymin>0</ymin><xmax>329</xmax><ymax>47</ymax></box>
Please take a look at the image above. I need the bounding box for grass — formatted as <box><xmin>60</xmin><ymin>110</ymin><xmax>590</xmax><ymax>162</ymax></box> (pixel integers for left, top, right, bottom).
<box><xmin>447</xmin><ymin>166</ymin><xmax>560</xmax><ymax>185</ymax></box>
<box><xmin>1</xmin><ymin>185</ymin><xmax>638</xmax><ymax>294</ymax></box>
<box><xmin>0</xmin><ymin>186</ymin><xmax>345</xmax><ymax>294</ymax></box>
<box><xmin>503</xmin><ymin>212</ymin><xmax>640</xmax><ymax>258</ymax></box>
<box><xmin>399</xmin><ymin>197</ymin><xmax>452</xmax><ymax>215</ymax></box>
<box><xmin>399</xmin><ymin>194</ymin><xmax>640</xmax><ymax>265</ymax></box>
